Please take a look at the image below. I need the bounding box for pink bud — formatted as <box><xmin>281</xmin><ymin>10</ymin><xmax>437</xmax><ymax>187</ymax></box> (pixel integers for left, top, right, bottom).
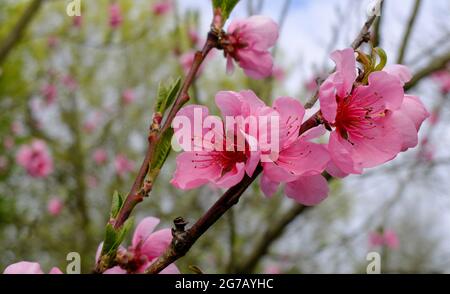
<box><xmin>122</xmin><ymin>89</ymin><xmax>136</xmax><ymax>104</ymax></box>
<box><xmin>73</xmin><ymin>16</ymin><xmax>82</xmax><ymax>28</ymax></box>
<box><xmin>109</xmin><ymin>3</ymin><xmax>123</xmax><ymax>29</ymax></box>
<box><xmin>47</xmin><ymin>197</ymin><xmax>64</xmax><ymax>216</ymax></box>
<box><xmin>93</xmin><ymin>148</ymin><xmax>108</xmax><ymax>165</ymax></box>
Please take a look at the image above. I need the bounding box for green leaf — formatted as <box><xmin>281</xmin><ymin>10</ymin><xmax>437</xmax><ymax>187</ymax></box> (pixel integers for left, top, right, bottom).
<box><xmin>150</xmin><ymin>127</ymin><xmax>174</xmax><ymax>172</ymax></box>
<box><xmin>110</xmin><ymin>190</ymin><xmax>123</xmax><ymax>218</ymax></box>
<box><xmin>155</xmin><ymin>77</ymin><xmax>181</xmax><ymax>115</ymax></box>
<box><xmin>212</xmin><ymin>0</ymin><xmax>240</xmax><ymax>23</ymax></box>
<box><xmin>101</xmin><ymin>218</ymin><xmax>134</xmax><ymax>257</ymax></box>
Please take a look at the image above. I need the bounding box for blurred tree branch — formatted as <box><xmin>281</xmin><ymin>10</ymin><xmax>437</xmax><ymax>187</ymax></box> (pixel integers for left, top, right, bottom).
<box><xmin>405</xmin><ymin>51</ymin><xmax>450</xmax><ymax>90</ymax></box>
<box><xmin>397</xmin><ymin>0</ymin><xmax>422</xmax><ymax>64</ymax></box>
<box><xmin>0</xmin><ymin>0</ymin><xmax>45</xmax><ymax>66</ymax></box>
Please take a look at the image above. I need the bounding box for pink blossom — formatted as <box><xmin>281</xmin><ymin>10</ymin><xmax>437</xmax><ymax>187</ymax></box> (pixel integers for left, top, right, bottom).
<box><xmin>122</xmin><ymin>89</ymin><xmax>136</xmax><ymax>104</ymax></box>
<box><xmin>41</xmin><ymin>84</ymin><xmax>57</xmax><ymax>105</ymax></box>
<box><xmin>432</xmin><ymin>69</ymin><xmax>450</xmax><ymax>94</ymax></box>
<box><xmin>109</xmin><ymin>3</ymin><xmax>123</xmax><ymax>29</ymax></box>
<box><xmin>114</xmin><ymin>154</ymin><xmax>134</xmax><ymax>177</ymax></box>
<box><xmin>264</xmin><ymin>265</ymin><xmax>281</xmax><ymax>274</ymax></box>
<box><xmin>319</xmin><ymin>48</ymin><xmax>429</xmax><ymax>174</ymax></box>
<box><xmin>47</xmin><ymin>197</ymin><xmax>64</xmax><ymax>216</ymax></box>
<box><xmin>369</xmin><ymin>230</ymin><xmax>400</xmax><ymax>250</ymax></box>
<box><xmin>260</xmin><ymin>97</ymin><xmax>330</xmax><ymax>206</ymax></box>
<box><xmin>224</xmin><ymin>15</ymin><xmax>279</xmax><ymax>79</ymax></box>
<box><xmin>93</xmin><ymin>148</ymin><xmax>108</xmax><ymax>165</ymax></box>
<box><xmin>16</xmin><ymin>140</ymin><xmax>53</xmax><ymax>178</ymax></box>
<box><xmin>3</xmin><ymin>261</ymin><xmax>62</xmax><ymax>274</ymax></box>
<box><xmin>152</xmin><ymin>0</ymin><xmax>172</xmax><ymax>16</ymax></box>
<box><xmin>97</xmin><ymin>217</ymin><xmax>179</xmax><ymax>274</ymax></box>
<box><xmin>171</xmin><ymin>90</ymin><xmax>274</xmax><ymax>190</ymax></box>
<box><xmin>73</xmin><ymin>16</ymin><xmax>82</xmax><ymax>28</ymax></box>
<box><xmin>188</xmin><ymin>29</ymin><xmax>200</xmax><ymax>46</ymax></box>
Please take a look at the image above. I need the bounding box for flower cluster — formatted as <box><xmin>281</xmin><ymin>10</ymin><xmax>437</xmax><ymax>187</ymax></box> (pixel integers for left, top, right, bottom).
<box><xmin>16</xmin><ymin>140</ymin><xmax>53</xmax><ymax>178</ymax></box>
<box><xmin>170</xmin><ymin>48</ymin><xmax>429</xmax><ymax>206</ymax></box>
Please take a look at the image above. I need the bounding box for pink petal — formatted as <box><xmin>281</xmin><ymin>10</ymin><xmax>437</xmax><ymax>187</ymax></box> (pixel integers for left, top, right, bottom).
<box><xmin>285</xmin><ymin>174</ymin><xmax>329</xmax><ymax>206</ymax></box>
<box><xmin>273</xmin><ymin>97</ymin><xmax>305</xmax><ymax>147</ymax></box>
<box><xmin>383</xmin><ymin>64</ymin><xmax>412</xmax><ymax>85</ymax></box>
<box><xmin>398</xmin><ymin>95</ymin><xmax>430</xmax><ymax>131</ymax></box>
<box><xmin>103</xmin><ymin>266</ymin><xmax>127</xmax><ymax>274</ymax></box>
<box><xmin>3</xmin><ymin>262</ymin><xmax>44</xmax><ymax>274</ymax></box>
<box><xmin>141</xmin><ymin>229</ymin><xmax>172</xmax><ymax>260</ymax></box>
<box><xmin>384</xmin><ymin>230</ymin><xmax>400</xmax><ymax>249</ymax></box>
<box><xmin>215</xmin><ymin>91</ymin><xmax>245</xmax><ymax>117</ymax></box>
<box><xmin>49</xmin><ymin>267</ymin><xmax>63</xmax><ymax>274</ymax></box>
<box><xmin>260</xmin><ymin>174</ymin><xmax>279</xmax><ymax>198</ymax></box>
<box><xmin>171</xmin><ymin>152</ymin><xmax>222</xmax><ymax>190</ymax></box>
<box><xmin>328</xmin><ymin>131</ymin><xmax>361</xmax><ymax>174</ymax></box>
<box><xmin>353</xmin><ymin>71</ymin><xmax>405</xmax><ymax>112</ymax></box>
<box><xmin>215</xmin><ymin>162</ymin><xmax>246</xmax><ymax>188</ymax></box>
<box><xmin>159</xmin><ymin>263</ymin><xmax>180</xmax><ymax>274</ymax></box>
<box><xmin>132</xmin><ymin>217</ymin><xmax>160</xmax><ymax>249</ymax></box>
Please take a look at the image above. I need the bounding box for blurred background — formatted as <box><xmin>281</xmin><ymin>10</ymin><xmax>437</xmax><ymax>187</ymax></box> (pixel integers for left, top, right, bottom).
<box><xmin>0</xmin><ymin>0</ymin><xmax>449</xmax><ymax>273</ymax></box>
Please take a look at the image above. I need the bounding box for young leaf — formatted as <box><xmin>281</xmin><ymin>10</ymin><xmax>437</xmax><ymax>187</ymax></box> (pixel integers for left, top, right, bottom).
<box><xmin>110</xmin><ymin>190</ymin><xmax>123</xmax><ymax>218</ymax></box>
<box><xmin>155</xmin><ymin>77</ymin><xmax>181</xmax><ymax>115</ymax></box>
<box><xmin>212</xmin><ymin>0</ymin><xmax>240</xmax><ymax>24</ymax></box>
<box><xmin>150</xmin><ymin>127</ymin><xmax>174</xmax><ymax>172</ymax></box>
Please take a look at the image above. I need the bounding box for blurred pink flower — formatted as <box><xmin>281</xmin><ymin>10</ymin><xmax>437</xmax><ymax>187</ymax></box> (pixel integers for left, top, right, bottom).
<box><xmin>179</xmin><ymin>51</ymin><xmax>197</xmax><ymax>75</ymax></box>
<box><xmin>122</xmin><ymin>89</ymin><xmax>136</xmax><ymax>104</ymax></box>
<box><xmin>47</xmin><ymin>36</ymin><xmax>59</xmax><ymax>49</ymax></box>
<box><xmin>384</xmin><ymin>230</ymin><xmax>400</xmax><ymax>249</ymax></box>
<box><xmin>224</xmin><ymin>15</ymin><xmax>279</xmax><ymax>79</ymax></box>
<box><xmin>47</xmin><ymin>197</ymin><xmax>64</xmax><ymax>216</ymax></box>
<box><xmin>97</xmin><ymin>217</ymin><xmax>179</xmax><ymax>274</ymax></box>
<box><xmin>429</xmin><ymin>110</ymin><xmax>439</xmax><ymax>126</ymax></box>
<box><xmin>319</xmin><ymin>48</ymin><xmax>429</xmax><ymax>175</ymax></box>
<box><xmin>369</xmin><ymin>230</ymin><xmax>400</xmax><ymax>249</ymax></box>
<box><xmin>188</xmin><ymin>29</ymin><xmax>200</xmax><ymax>46</ymax></box>
<box><xmin>114</xmin><ymin>154</ymin><xmax>134</xmax><ymax>177</ymax></box>
<box><xmin>73</xmin><ymin>15</ymin><xmax>82</xmax><ymax>28</ymax></box>
<box><xmin>41</xmin><ymin>84</ymin><xmax>57</xmax><ymax>105</ymax></box>
<box><xmin>109</xmin><ymin>3</ymin><xmax>123</xmax><ymax>29</ymax></box>
<box><xmin>432</xmin><ymin>69</ymin><xmax>450</xmax><ymax>94</ymax></box>
<box><xmin>16</xmin><ymin>140</ymin><xmax>53</xmax><ymax>178</ymax></box>
<box><xmin>3</xmin><ymin>136</ymin><xmax>14</xmax><ymax>150</ymax></box>
<box><xmin>3</xmin><ymin>261</ymin><xmax>62</xmax><ymax>274</ymax></box>
<box><xmin>152</xmin><ymin>0</ymin><xmax>172</xmax><ymax>16</ymax></box>
<box><xmin>264</xmin><ymin>265</ymin><xmax>281</xmax><ymax>274</ymax></box>
<box><xmin>93</xmin><ymin>148</ymin><xmax>108</xmax><ymax>165</ymax></box>
<box><xmin>62</xmin><ymin>75</ymin><xmax>78</xmax><ymax>91</ymax></box>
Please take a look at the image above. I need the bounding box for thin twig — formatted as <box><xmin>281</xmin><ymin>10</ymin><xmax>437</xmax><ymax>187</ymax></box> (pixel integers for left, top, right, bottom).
<box><xmin>396</xmin><ymin>0</ymin><xmax>422</xmax><ymax>64</ymax></box>
<box><xmin>0</xmin><ymin>0</ymin><xmax>44</xmax><ymax>66</ymax></box>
